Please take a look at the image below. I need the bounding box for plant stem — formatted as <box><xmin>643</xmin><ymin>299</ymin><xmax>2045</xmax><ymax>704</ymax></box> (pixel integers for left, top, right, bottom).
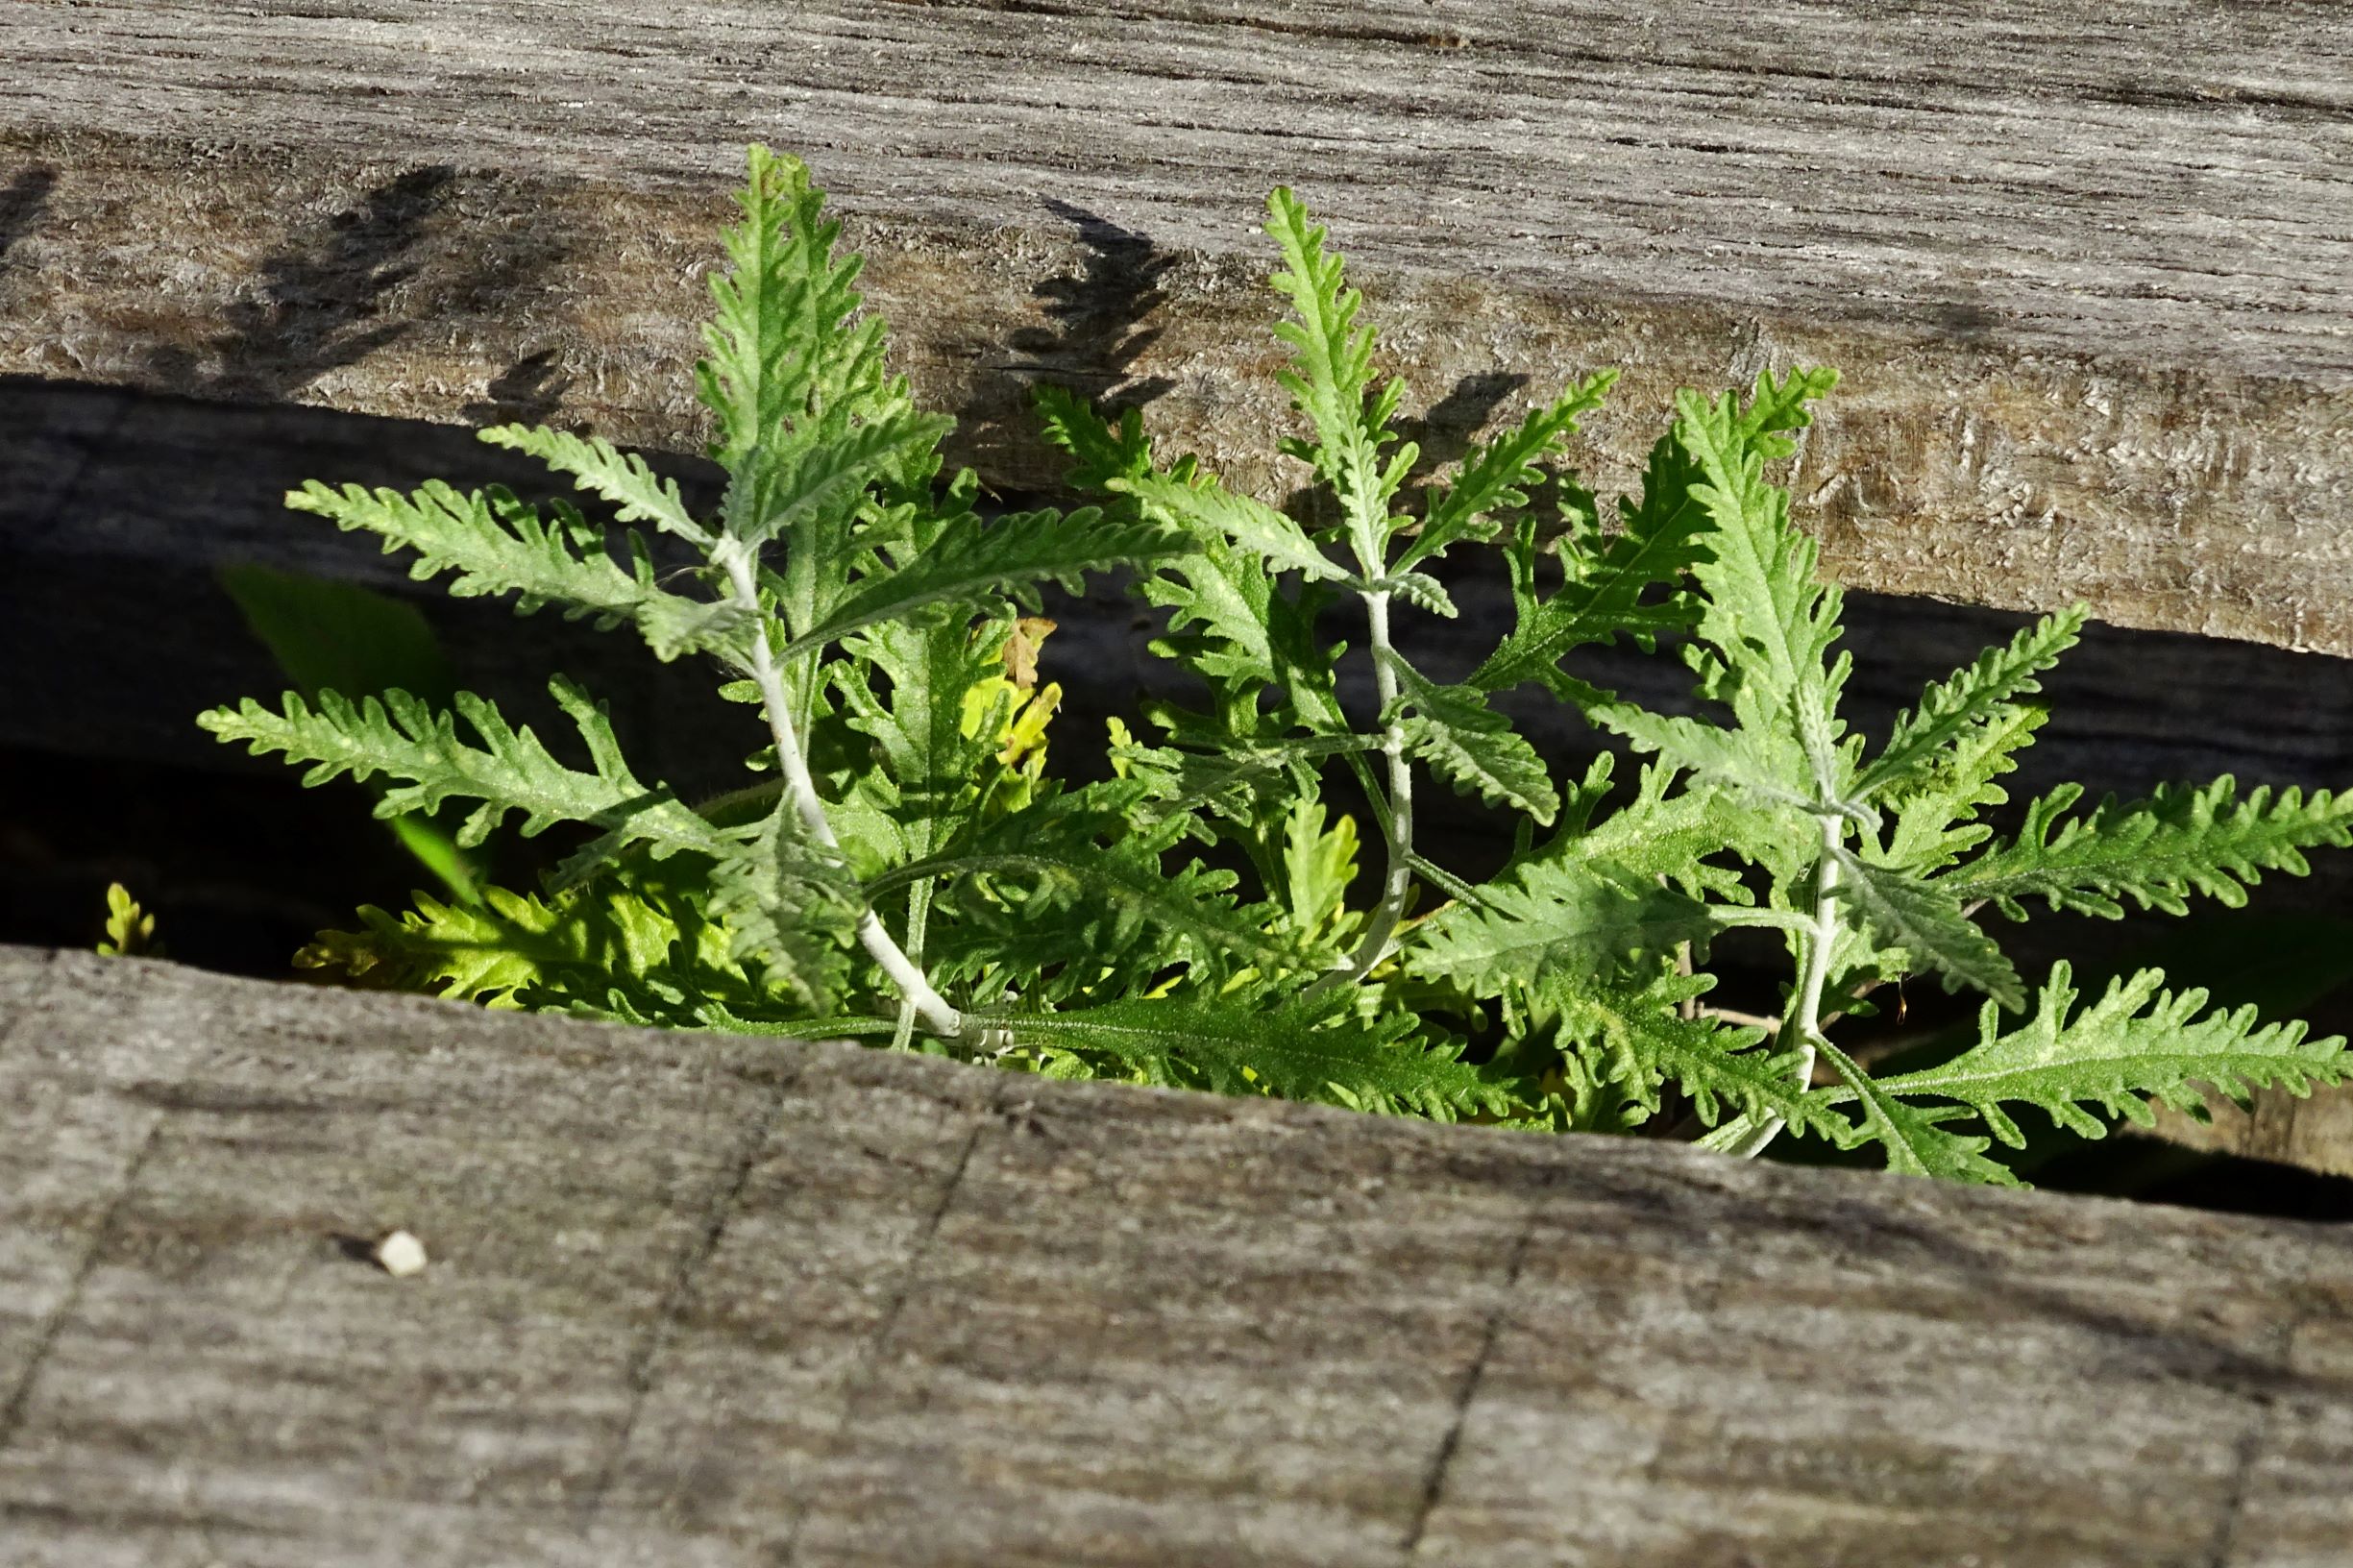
<box><xmin>1695</xmin><ymin>1006</ymin><xmax>1782</xmax><ymax>1033</ymax></box>
<box><xmin>1717</xmin><ymin>813</ymin><xmax>1842</xmax><ymax>1160</ymax></box>
<box><xmin>1321</xmin><ymin>589</ymin><xmax>1412</xmax><ymax>990</ymax></box>
<box><xmin>722</xmin><ymin>550</ymin><xmax>964</xmax><ymax>1040</ymax></box>
<box><xmin>888</xmin><ymin>879</ymin><xmax>934</xmax><ymax>1053</ymax></box>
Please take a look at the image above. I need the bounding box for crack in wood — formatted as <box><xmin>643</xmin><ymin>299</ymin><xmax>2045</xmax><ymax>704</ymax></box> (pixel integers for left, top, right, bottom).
<box><xmin>766</xmin><ymin>1076</ymin><xmax>1005</xmax><ymax>1567</ymax></box>
<box><xmin>2201</xmin><ymin>1303</ymin><xmax>2309</xmax><ymax>1568</ymax></box>
<box><xmin>0</xmin><ymin>945</ymin><xmax>58</xmax><ymax>1063</ymax></box>
<box><xmin>0</xmin><ymin>1113</ymin><xmax>160</xmax><ymax>1456</ymax></box>
<box><xmin>1401</xmin><ymin>1191</ymin><xmax>1540</xmax><ymax>1556</ymax></box>
<box><xmin>581</xmin><ymin>1048</ymin><xmax>807</xmax><ymax>1517</ymax></box>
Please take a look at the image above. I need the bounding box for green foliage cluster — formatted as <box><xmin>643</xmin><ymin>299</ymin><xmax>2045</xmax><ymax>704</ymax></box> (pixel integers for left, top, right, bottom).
<box><xmin>201</xmin><ymin>146</ymin><xmax>2353</xmax><ymax>1184</ymax></box>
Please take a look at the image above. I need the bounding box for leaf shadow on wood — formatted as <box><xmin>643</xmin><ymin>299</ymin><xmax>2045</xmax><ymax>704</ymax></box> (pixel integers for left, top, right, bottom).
<box><xmin>141</xmin><ymin>165</ymin><xmax>459</xmax><ymax>404</ymax></box>
<box><xmin>1008</xmin><ymin>196</ymin><xmax>1179</xmax><ymax>417</ymax></box>
<box><xmin>1507</xmin><ymin>1150</ymin><xmax>2324</xmax><ymax>1397</ymax></box>
<box><xmin>137</xmin><ymin>165</ymin><xmax>575</xmax><ymax>414</ymax></box>
<box><xmin>0</xmin><ymin>165</ymin><xmax>56</xmax><ymax>269</ymax></box>
<box><xmin>459</xmin><ymin>348</ymin><xmax>576</xmax><ymax>430</ymax></box>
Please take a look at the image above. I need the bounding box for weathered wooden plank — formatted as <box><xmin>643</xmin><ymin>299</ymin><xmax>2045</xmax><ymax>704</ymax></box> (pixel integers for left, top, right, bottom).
<box><xmin>2</xmin><ymin>944</ymin><xmax>2351</xmax><ymax>1563</ymax></box>
<box><xmin>0</xmin><ymin>946</ymin><xmax>795</xmax><ymax>1566</ymax></box>
<box><xmin>0</xmin><ymin>3</ymin><xmax>2347</xmax><ymax>651</ymax></box>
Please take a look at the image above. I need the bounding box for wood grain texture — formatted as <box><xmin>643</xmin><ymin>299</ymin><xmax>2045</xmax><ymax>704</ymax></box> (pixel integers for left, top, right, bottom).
<box><xmin>0</xmin><ymin>2</ymin><xmax>2347</xmax><ymax>649</ymax></box>
<box><xmin>1</xmin><ymin>943</ymin><xmax>2352</xmax><ymax>1565</ymax></box>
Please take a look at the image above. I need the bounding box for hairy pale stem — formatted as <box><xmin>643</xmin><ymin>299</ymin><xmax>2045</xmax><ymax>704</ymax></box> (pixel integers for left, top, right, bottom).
<box><xmin>887</xmin><ymin>880</ymin><xmax>934</xmax><ymax>1054</ymax></box>
<box><xmin>1718</xmin><ymin>813</ymin><xmax>1843</xmax><ymax>1160</ymax></box>
<box><xmin>722</xmin><ymin>551</ymin><xmax>965</xmax><ymax>1040</ymax></box>
<box><xmin>1323</xmin><ymin>590</ymin><xmax>1413</xmax><ymax>990</ymax></box>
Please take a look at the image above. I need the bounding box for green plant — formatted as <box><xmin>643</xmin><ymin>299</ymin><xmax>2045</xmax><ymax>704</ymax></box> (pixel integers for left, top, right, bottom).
<box><xmin>200</xmin><ymin>146</ymin><xmax>2353</xmax><ymax>1184</ymax></box>
<box><xmin>95</xmin><ymin>882</ymin><xmax>161</xmax><ymax>958</ymax></box>
<box><xmin>218</xmin><ymin>561</ymin><xmax>483</xmax><ymax>905</ymax></box>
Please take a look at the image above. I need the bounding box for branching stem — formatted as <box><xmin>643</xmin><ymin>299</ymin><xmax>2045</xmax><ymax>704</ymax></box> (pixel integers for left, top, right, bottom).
<box><xmin>1321</xmin><ymin>589</ymin><xmax>1412</xmax><ymax>990</ymax></box>
<box><xmin>722</xmin><ymin>549</ymin><xmax>964</xmax><ymax>1040</ymax></box>
<box><xmin>1718</xmin><ymin>812</ymin><xmax>1842</xmax><ymax>1160</ymax></box>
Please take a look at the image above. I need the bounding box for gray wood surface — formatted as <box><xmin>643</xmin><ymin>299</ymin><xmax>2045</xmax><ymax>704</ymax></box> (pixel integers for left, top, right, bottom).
<box><xmin>3</xmin><ymin>943</ymin><xmax>2352</xmax><ymax>1565</ymax></box>
<box><xmin>0</xmin><ymin>2</ymin><xmax>2349</xmax><ymax>651</ymax></box>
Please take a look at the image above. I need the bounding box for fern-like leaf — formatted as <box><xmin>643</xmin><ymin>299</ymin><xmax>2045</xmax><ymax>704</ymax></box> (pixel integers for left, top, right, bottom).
<box><xmin>696</xmin><ymin>143</ymin><xmax>886</xmax><ymax>468</ymax></box>
<box><xmin>1827</xmin><ymin>845</ymin><xmax>2023</xmax><ymax>1010</ymax></box>
<box><xmin>976</xmin><ymin>996</ymin><xmax>1507</xmax><ymax>1119</ymax></box>
<box><xmin>1854</xmin><ymin>607</ymin><xmax>2084</xmax><ymax>801</ymax></box>
<box><xmin>701</xmin><ymin>804</ymin><xmax>863</xmax><ymax>1008</ymax></box>
<box><xmin>784</xmin><ymin>506</ymin><xmax>1189</xmax><ymax>659</ymax></box>
<box><xmin>1387</xmin><ymin>659</ymin><xmax>1559</xmax><ymax>824</ymax></box>
<box><xmin>718</xmin><ymin>410</ymin><xmax>952</xmax><ymax>553</ymax></box>
<box><xmin>1408</xmin><ymin>863</ymin><xmax>1722</xmax><ymax>996</ymax></box>
<box><xmin>297</xmin><ymin>875</ymin><xmax>784</xmax><ymax>1019</ymax></box>
<box><xmin>889</xmin><ymin>788</ymin><xmax>1307</xmax><ymax>974</ymax></box>
<box><xmin>1033</xmin><ymin>383</ymin><xmax>1154</xmax><ymax>490</ymax></box>
<box><xmin>283</xmin><ymin>480</ymin><xmax>747</xmax><ymax>662</ymax></box>
<box><xmin>1397</xmin><ymin>371</ymin><xmax>1616</xmax><ymax>574</ymax></box>
<box><xmin>1672</xmin><ymin>371</ymin><xmax>1849</xmax><ymax>800</ymax></box>
<box><xmin>1468</xmin><ymin>417</ymin><xmax>1732</xmax><ymax>699</ymax></box>
<box><xmin>1814</xmin><ymin>1038</ymin><xmax>2013</xmax><ymax>1184</ymax></box>
<box><xmin>1557</xmin><ymin>975</ymin><xmax>1852</xmax><ymax>1143</ymax></box>
<box><xmin>476</xmin><ymin>425</ymin><xmax>707</xmax><ymax>547</ymax></box>
<box><xmin>1862</xmin><ymin>963</ymin><xmax>2350</xmax><ymax>1149</ymax></box>
<box><xmin>1263</xmin><ymin>186</ymin><xmax>1413</xmax><ymax>569</ymax></box>
<box><xmin>1953</xmin><ymin>777</ymin><xmax>2353</xmax><ymax>920</ymax></box>
<box><xmin>1111</xmin><ymin>471</ymin><xmax>1344</xmax><ymax>582</ymax></box>
<box><xmin>199</xmin><ymin>677</ymin><xmax>725</xmax><ymax>860</ymax></box>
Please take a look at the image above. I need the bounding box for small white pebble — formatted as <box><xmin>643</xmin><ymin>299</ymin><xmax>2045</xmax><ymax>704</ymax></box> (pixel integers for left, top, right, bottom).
<box><xmin>374</xmin><ymin>1230</ymin><xmax>429</xmax><ymax>1278</ymax></box>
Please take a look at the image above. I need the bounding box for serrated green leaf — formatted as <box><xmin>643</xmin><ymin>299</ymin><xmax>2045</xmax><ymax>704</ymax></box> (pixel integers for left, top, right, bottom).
<box><xmin>1111</xmin><ymin>471</ymin><xmax>1344</xmax><ymax>582</ymax></box>
<box><xmin>1468</xmin><ymin>428</ymin><xmax>1712</xmax><ymax>697</ymax></box>
<box><xmin>696</xmin><ymin>143</ymin><xmax>888</xmax><ymax>468</ymax></box>
<box><xmin>1398</xmin><ymin>372</ymin><xmax>1616</xmax><ymax>574</ymax></box>
<box><xmin>1114</xmin><ymin>732</ymin><xmax>1377</xmax><ymax>827</ymax></box>
<box><xmin>975</xmin><ymin>996</ymin><xmax>1507</xmax><ymax>1119</ymax></box>
<box><xmin>1263</xmin><ymin>187</ymin><xmax>1412</xmax><ymax>570</ymax></box>
<box><xmin>1557</xmin><ymin>976</ymin><xmax>1853</xmax><ymax>1143</ymax></box>
<box><xmin>1863</xmin><ymin>963</ymin><xmax>2350</xmax><ymax>1147</ymax></box>
<box><xmin>198</xmin><ymin>676</ymin><xmax>726</xmax><ymax>862</ymax></box>
<box><xmin>1814</xmin><ymin>1037</ymin><xmax>2015</xmax><ymax>1184</ymax></box>
<box><xmin>780</xmin><ymin>506</ymin><xmax>1186</xmax><ymax>659</ymax></box>
<box><xmin>298</xmin><ymin>873</ymin><xmax>778</xmax><ymax>1017</ymax></box>
<box><xmin>1673</xmin><ymin>374</ymin><xmax>1849</xmax><ymax>799</ymax></box>
<box><xmin>702</xmin><ymin>803</ymin><xmax>863</xmax><ymax>1008</ymax></box>
<box><xmin>1952</xmin><ymin>777</ymin><xmax>2353</xmax><ymax>920</ymax></box>
<box><xmin>1034</xmin><ymin>383</ymin><xmax>1155</xmax><ymax>490</ymax></box>
<box><xmin>885</xmin><ymin>789</ymin><xmax>1304</xmax><ymax>974</ymax></box>
<box><xmin>1281</xmin><ymin>799</ymin><xmax>1362</xmax><ymax>943</ymax></box>
<box><xmin>720</xmin><ymin>410</ymin><xmax>951</xmax><ymax>552</ymax></box>
<box><xmin>836</xmin><ymin>614</ymin><xmax>1005</xmax><ymax>860</ymax></box>
<box><xmin>1856</xmin><ymin>607</ymin><xmax>2084</xmax><ymax>802</ymax></box>
<box><xmin>1408</xmin><ymin>862</ymin><xmax>1722</xmax><ymax>996</ymax></box>
<box><xmin>1826</xmin><ymin>845</ymin><xmax>2022</xmax><ymax>1009</ymax></box>
<box><xmin>1387</xmin><ymin>659</ymin><xmax>1559</xmax><ymax>824</ymax></box>
<box><xmin>1879</xmin><ymin>701</ymin><xmax>2046</xmax><ymax>876</ymax></box>
<box><xmin>284</xmin><ymin>479</ymin><xmax>740</xmax><ymax>662</ymax></box>
<box><xmin>475</xmin><ymin>426</ymin><xmax>707</xmax><ymax>548</ymax></box>
<box><xmin>1592</xmin><ymin>705</ymin><xmax>1817</xmax><ymax>816</ymax></box>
